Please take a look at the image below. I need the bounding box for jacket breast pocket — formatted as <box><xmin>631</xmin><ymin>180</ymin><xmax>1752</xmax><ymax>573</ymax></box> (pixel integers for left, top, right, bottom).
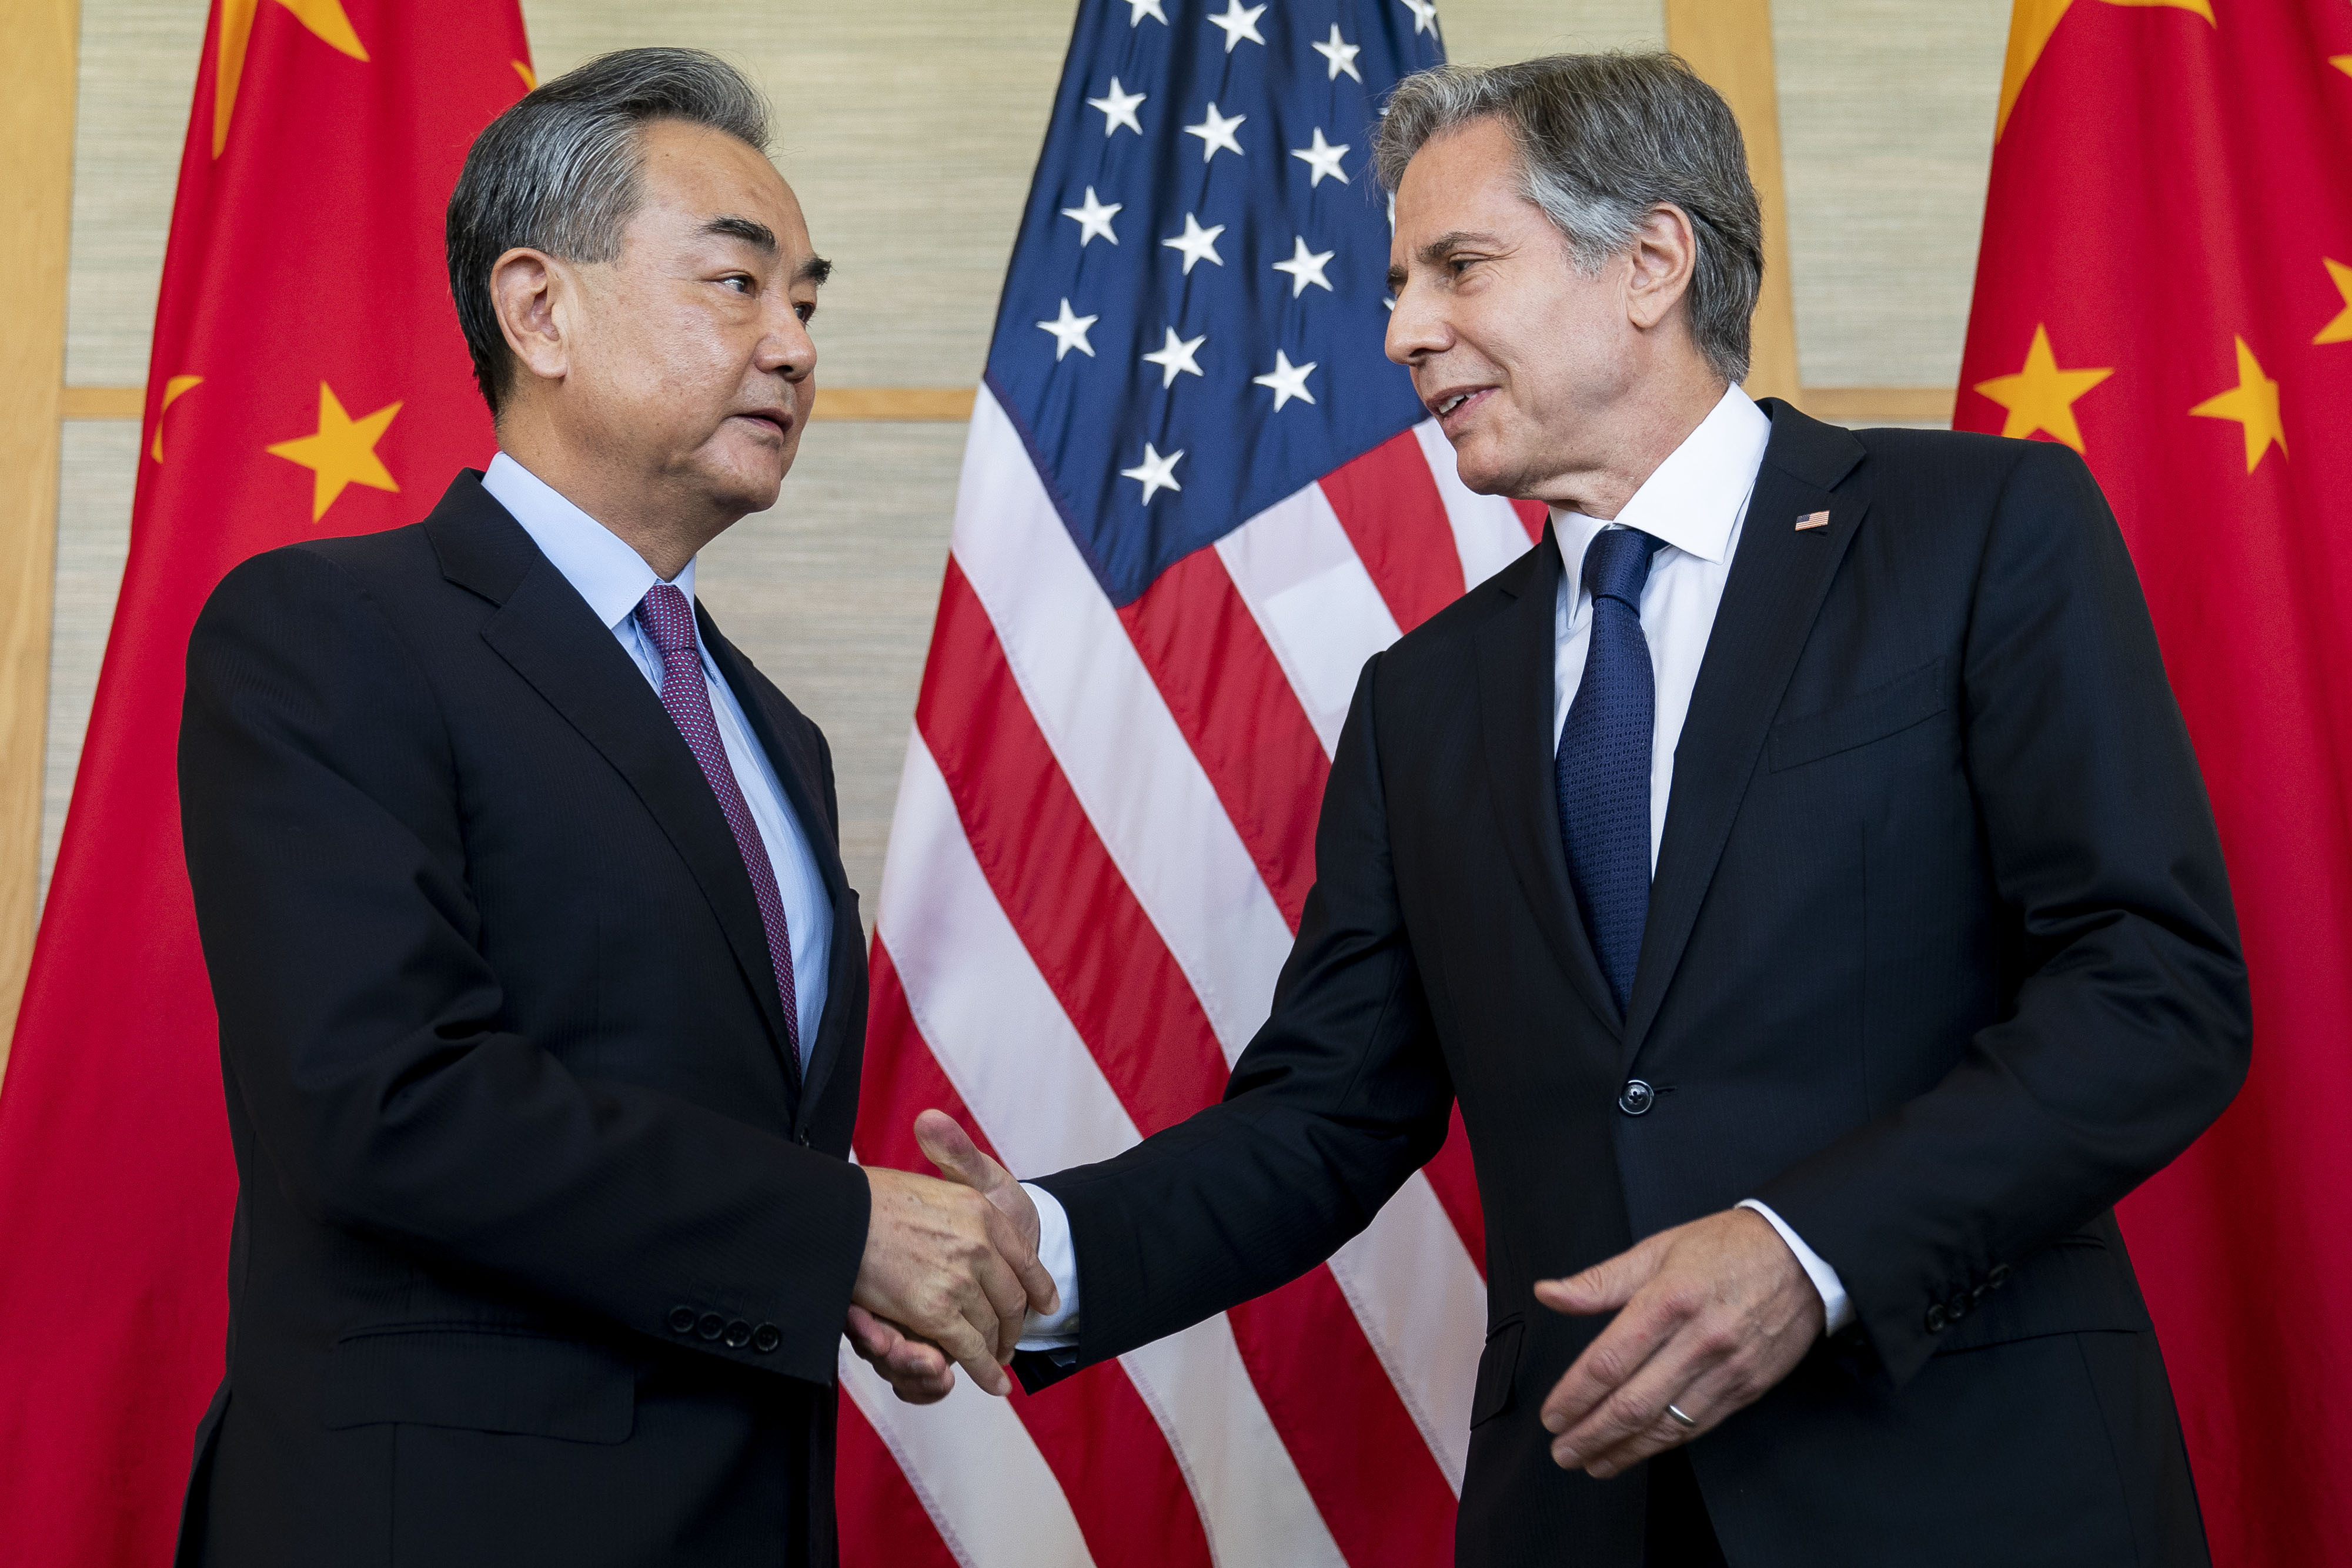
<box><xmin>320</xmin><ymin>1325</ymin><xmax>637</xmax><ymax>1444</ymax></box>
<box><xmin>1768</xmin><ymin>658</ymin><xmax>1948</xmax><ymax>772</ymax></box>
<box><xmin>1470</xmin><ymin>1316</ymin><xmax>1525</xmax><ymax>1429</ymax></box>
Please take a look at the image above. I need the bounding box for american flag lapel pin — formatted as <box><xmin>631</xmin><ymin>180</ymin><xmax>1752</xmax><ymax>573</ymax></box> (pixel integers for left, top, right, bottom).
<box><xmin>1794</xmin><ymin>510</ymin><xmax>1831</xmax><ymax>531</ymax></box>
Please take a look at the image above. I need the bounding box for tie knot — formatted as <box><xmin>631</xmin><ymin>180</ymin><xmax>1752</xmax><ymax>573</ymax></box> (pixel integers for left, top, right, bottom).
<box><xmin>1582</xmin><ymin>526</ymin><xmax>1662</xmax><ymax>610</ymax></box>
<box><xmin>636</xmin><ymin>581</ymin><xmax>697</xmax><ymax>663</ymax></box>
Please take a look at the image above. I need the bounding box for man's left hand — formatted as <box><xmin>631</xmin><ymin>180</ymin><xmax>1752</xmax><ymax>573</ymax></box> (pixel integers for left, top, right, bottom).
<box><xmin>1536</xmin><ymin>1208</ymin><xmax>1824</xmax><ymax>1478</ymax></box>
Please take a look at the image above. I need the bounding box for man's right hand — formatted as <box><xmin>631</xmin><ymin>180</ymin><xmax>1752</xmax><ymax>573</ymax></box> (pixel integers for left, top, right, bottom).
<box><xmin>845</xmin><ymin>1303</ymin><xmax>957</xmax><ymax>1404</ymax></box>
<box><xmin>853</xmin><ymin>1144</ymin><xmax>1055</xmax><ymax>1397</ymax></box>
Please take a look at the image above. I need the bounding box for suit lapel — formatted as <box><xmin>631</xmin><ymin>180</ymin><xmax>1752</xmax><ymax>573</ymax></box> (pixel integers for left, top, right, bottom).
<box><xmin>1475</xmin><ymin>528</ymin><xmax>1623</xmax><ymax>1035</ymax></box>
<box><xmin>1621</xmin><ymin>402</ymin><xmax>1869</xmax><ymax>1063</ymax></box>
<box><xmin>426</xmin><ymin>477</ymin><xmax>800</xmax><ymax>1082</ymax></box>
<box><xmin>697</xmin><ymin>611</ymin><xmax>864</xmax><ymax>1129</ymax></box>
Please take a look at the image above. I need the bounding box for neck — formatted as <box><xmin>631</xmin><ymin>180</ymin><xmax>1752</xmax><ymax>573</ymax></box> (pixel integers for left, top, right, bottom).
<box><xmin>494</xmin><ymin>402</ymin><xmax>736</xmax><ymax>581</ymax></box>
<box><xmin>1540</xmin><ymin>359</ymin><xmax>1732</xmax><ymax>522</ymax></box>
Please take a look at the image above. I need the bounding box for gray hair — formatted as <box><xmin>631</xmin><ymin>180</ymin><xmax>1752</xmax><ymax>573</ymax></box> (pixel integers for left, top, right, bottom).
<box><xmin>446</xmin><ymin>48</ymin><xmax>772</xmax><ymax>414</ymax></box>
<box><xmin>1374</xmin><ymin>54</ymin><xmax>1763</xmax><ymax>384</ymax></box>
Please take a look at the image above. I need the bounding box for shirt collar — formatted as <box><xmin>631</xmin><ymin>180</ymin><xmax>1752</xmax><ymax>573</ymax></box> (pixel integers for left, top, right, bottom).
<box><xmin>482</xmin><ymin>450</ymin><xmax>696</xmax><ymax>633</ymax></box>
<box><xmin>1548</xmin><ymin>384</ymin><xmax>1773</xmax><ymax>571</ymax></box>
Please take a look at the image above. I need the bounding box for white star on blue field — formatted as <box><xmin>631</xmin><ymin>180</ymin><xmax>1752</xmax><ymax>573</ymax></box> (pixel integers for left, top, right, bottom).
<box><xmin>986</xmin><ymin>0</ymin><xmax>1444</xmax><ymax>606</ymax></box>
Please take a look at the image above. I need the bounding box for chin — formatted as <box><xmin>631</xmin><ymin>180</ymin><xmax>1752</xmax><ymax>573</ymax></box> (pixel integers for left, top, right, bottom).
<box><xmin>1446</xmin><ymin>436</ymin><xmax>1527</xmax><ymax>499</ymax></box>
<box><xmin>722</xmin><ymin>474</ymin><xmax>787</xmax><ymax>516</ymax></box>
<box><xmin>704</xmin><ymin>446</ymin><xmax>793</xmax><ymax>514</ymax></box>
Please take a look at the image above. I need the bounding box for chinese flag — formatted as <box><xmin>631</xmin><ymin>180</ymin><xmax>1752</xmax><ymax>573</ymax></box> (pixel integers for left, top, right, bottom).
<box><xmin>1957</xmin><ymin>3</ymin><xmax>2352</xmax><ymax>1563</ymax></box>
<box><xmin>0</xmin><ymin>3</ymin><xmax>530</xmax><ymax>1562</ymax></box>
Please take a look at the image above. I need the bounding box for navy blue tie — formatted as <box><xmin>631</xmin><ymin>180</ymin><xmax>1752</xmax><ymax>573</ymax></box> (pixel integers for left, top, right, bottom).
<box><xmin>1556</xmin><ymin>527</ymin><xmax>1665</xmax><ymax>1018</ymax></box>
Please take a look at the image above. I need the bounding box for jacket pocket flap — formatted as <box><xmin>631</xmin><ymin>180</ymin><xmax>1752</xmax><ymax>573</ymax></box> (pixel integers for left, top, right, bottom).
<box><xmin>1769</xmin><ymin>658</ymin><xmax>1947</xmax><ymax>772</ymax></box>
<box><xmin>321</xmin><ymin>1326</ymin><xmax>636</xmax><ymax>1444</ymax></box>
<box><xmin>1470</xmin><ymin>1317</ymin><xmax>1525</xmax><ymax>1428</ymax></box>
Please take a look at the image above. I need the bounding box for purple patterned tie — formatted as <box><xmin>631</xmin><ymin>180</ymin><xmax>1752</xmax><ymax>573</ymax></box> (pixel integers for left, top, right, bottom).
<box><xmin>636</xmin><ymin>583</ymin><xmax>800</xmax><ymax>1072</ymax></box>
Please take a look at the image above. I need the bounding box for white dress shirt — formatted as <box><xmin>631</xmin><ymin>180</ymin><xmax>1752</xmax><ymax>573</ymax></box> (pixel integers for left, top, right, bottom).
<box><xmin>482</xmin><ymin>452</ymin><xmax>832</xmax><ymax>1064</ymax></box>
<box><xmin>1019</xmin><ymin>386</ymin><xmax>1851</xmax><ymax>1348</ymax></box>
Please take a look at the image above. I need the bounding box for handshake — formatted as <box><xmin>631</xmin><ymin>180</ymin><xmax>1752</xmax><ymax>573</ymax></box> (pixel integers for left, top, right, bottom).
<box><xmin>847</xmin><ymin>1108</ymin><xmax>1051</xmax><ymax>1404</ymax></box>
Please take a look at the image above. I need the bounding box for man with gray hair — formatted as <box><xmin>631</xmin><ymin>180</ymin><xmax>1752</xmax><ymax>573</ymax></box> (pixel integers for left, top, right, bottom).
<box><xmin>173</xmin><ymin>48</ymin><xmax>1051</xmax><ymax>1567</ymax></box>
<box><xmin>874</xmin><ymin>52</ymin><xmax>2246</xmax><ymax>1566</ymax></box>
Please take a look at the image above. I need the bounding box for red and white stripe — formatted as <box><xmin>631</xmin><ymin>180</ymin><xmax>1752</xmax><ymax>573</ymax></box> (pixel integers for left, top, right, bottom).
<box><xmin>844</xmin><ymin>386</ymin><xmax>1546</xmax><ymax>1566</ymax></box>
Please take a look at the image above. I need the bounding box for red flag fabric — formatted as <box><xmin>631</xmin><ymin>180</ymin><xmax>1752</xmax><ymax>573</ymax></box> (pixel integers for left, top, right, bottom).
<box><xmin>1956</xmin><ymin>4</ymin><xmax>2352</xmax><ymax>1563</ymax></box>
<box><xmin>0</xmin><ymin>5</ymin><xmax>530</xmax><ymax>1562</ymax></box>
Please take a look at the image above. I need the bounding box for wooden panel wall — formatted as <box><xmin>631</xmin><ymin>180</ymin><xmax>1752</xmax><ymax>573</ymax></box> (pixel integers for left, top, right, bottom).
<box><xmin>0</xmin><ymin>0</ymin><xmax>82</xmax><ymax>1071</ymax></box>
<box><xmin>1663</xmin><ymin>0</ymin><xmax>1800</xmax><ymax>404</ymax></box>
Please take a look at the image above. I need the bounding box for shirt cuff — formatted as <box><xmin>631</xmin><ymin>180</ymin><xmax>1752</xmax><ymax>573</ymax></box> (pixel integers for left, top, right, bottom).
<box><xmin>1017</xmin><ymin>1182</ymin><xmax>1083</xmax><ymax>1350</ymax></box>
<box><xmin>1738</xmin><ymin>1198</ymin><xmax>1855</xmax><ymax>1335</ymax></box>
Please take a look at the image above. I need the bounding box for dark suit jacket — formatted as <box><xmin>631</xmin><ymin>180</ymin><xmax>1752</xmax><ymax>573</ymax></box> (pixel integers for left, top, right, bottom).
<box><xmin>174</xmin><ymin>471</ymin><xmax>870</xmax><ymax>1568</ymax></box>
<box><xmin>1023</xmin><ymin>403</ymin><xmax>2250</xmax><ymax>1565</ymax></box>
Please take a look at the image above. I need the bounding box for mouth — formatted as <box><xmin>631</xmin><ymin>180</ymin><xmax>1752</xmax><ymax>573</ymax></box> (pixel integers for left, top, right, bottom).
<box><xmin>729</xmin><ymin>409</ymin><xmax>794</xmax><ymax>441</ymax></box>
<box><xmin>1426</xmin><ymin>386</ymin><xmax>1495</xmax><ymax>431</ymax></box>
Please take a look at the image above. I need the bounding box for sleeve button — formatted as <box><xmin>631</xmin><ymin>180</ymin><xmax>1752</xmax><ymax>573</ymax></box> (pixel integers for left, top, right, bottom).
<box><xmin>723</xmin><ymin>1319</ymin><xmax>753</xmax><ymax>1349</ymax></box>
<box><xmin>1988</xmin><ymin>1263</ymin><xmax>2012</xmax><ymax>1288</ymax></box>
<box><xmin>1925</xmin><ymin>1302</ymin><xmax>1949</xmax><ymax>1332</ymax></box>
<box><xmin>696</xmin><ymin>1312</ymin><xmax>726</xmax><ymax>1341</ymax></box>
<box><xmin>752</xmin><ymin>1324</ymin><xmax>782</xmax><ymax>1355</ymax></box>
<box><xmin>668</xmin><ymin>1306</ymin><xmax>698</xmax><ymax>1335</ymax></box>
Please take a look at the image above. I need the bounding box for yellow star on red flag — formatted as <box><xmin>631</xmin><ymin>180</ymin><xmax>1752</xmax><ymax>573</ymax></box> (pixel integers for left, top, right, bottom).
<box><xmin>1972</xmin><ymin>323</ymin><xmax>2114</xmax><ymax>453</ymax></box>
<box><xmin>2313</xmin><ymin>258</ymin><xmax>2352</xmax><ymax>345</ymax></box>
<box><xmin>2188</xmin><ymin>337</ymin><xmax>2287</xmax><ymax>473</ymax></box>
<box><xmin>266</xmin><ymin>382</ymin><xmax>403</xmax><ymax>520</ymax></box>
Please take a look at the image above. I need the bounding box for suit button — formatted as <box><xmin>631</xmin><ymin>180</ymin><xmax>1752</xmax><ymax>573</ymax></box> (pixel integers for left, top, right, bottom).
<box><xmin>724</xmin><ymin>1319</ymin><xmax>753</xmax><ymax>1349</ymax></box>
<box><xmin>668</xmin><ymin>1305</ymin><xmax>697</xmax><ymax>1335</ymax></box>
<box><xmin>752</xmin><ymin>1323</ymin><xmax>782</xmax><ymax>1355</ymax></box>
<box><xmin>1616</xmin><ymin>1079</ymin><xmax>1655</xmax><ymax>1116</ymax></box>
<box><xmin>696</xmin><ymin>1312</ymin><xmax>726</xmax><ymax>1341</ymax></box>
<box><xmin>1925</xmin><ymin>1302</ymin><xmax>1949</xmax><ymax>1332</ymax></box>
<box><xmin>1987</xmin><ymin>1263</ymin><xmax>2012</xmax><ymax>1289</ymax></box>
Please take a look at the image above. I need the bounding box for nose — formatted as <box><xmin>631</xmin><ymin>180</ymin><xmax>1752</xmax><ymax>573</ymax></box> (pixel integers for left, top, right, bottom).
<box><xmin>1384</xmin><ymin>278</ymin><xmax>1448</xmax><ymax>367</ymax></box>
<box><xmin>759</xmin><ymin>297</ymin><xmax>816</xmax><ymax>383</ymax></box>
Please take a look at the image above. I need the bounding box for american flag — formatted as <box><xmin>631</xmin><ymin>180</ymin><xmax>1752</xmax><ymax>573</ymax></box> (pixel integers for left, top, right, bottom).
<box><xmin>838</xmin><ymin>2</ymin><xmax>1546</xmax><ymax>1562</ymax></box>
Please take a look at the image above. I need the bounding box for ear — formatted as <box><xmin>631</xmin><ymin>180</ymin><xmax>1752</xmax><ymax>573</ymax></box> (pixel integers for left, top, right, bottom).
<box><xmin>489</xmin><ymin>246</ymin><xmax>573</xmax><ymax>390</ymax></box>
<box><xmin>1622</xmin><ymin>203</ymin><xmax>1699</xmax><ymax>334</ymax></box>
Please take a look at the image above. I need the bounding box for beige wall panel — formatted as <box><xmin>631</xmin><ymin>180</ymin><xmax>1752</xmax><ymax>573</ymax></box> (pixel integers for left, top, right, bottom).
<box><xmin>1441</xmin><ymin>0</ymin><xmax>1665</xmax><ymax>62</ymax></box>
<box><xmin>1771</xmin><ymin>0</ymin><xmax>2008</xmax><ymax>391</ymax></box>
<box><xmin>41</xmin><ymin>424</ymin><xmax>141</xmax><ymax>901</ymax></box>
<box><xmin>65</xmin><ymin>0</ymin><xmax>207</xmax><ymax>388</ymax></box>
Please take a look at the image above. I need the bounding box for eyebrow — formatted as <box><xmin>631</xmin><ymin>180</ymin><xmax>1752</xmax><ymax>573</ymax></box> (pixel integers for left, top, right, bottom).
<box><xmin>702</xmin><ymin>215</ymin><xmax>779</xmax><ymax>252</ymax></box>
<box><xmin>700</xmin><ymin>216</ymin><xmax>831</xmax><ymax>286</ymax></box>
<box><xmin>1415</xmin><ymin>229</ymin><xmax>1502</xmax><ymax>266</ymax></box>
<box><xmin>1388</xmin><ymin>229</ymin><xmax>1506</xmax><ymax>289</ymax></box>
